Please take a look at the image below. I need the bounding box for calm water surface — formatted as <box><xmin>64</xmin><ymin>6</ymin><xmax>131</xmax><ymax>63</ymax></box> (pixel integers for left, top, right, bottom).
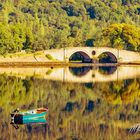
<box><xmin>0</xmin><ymin>65</ymin><xmax>140</xmax><ymax>140</ymax></box>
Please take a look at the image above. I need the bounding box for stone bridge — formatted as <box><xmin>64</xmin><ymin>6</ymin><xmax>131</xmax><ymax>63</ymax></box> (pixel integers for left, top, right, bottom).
<box><xmin>43</xmin><ymin>47</ymin><xmax>140</xmax><ymax>63</ymax></box>
<box><xmin>0</xmin><ymin>47</ymin><xmax>139</xmax><ymax>63</ymax></box>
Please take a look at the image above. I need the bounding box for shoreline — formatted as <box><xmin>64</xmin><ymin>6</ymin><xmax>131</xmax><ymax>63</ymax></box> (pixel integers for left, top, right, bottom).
<box><xmin>0</xmin><ymin>62</ymin><xmax>139</xmax><ymax>67</ymax></box>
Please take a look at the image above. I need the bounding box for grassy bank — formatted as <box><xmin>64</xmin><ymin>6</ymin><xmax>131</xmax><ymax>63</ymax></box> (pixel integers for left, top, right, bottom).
<box><xmin>0</xmin><ymin>62</ymin><xmax>139</xmax><ymax>67</ymax></box>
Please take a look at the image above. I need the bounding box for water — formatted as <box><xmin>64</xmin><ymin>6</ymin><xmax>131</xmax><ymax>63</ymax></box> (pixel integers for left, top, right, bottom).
<box><xmin>0</xmin><ymin>65</ymin><xmax>140</xmax><ymax>140</ymax></box>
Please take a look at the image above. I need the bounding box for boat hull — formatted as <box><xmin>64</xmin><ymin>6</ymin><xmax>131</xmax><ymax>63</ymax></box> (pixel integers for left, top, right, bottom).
<box><xmin>11</xmin><ymin>108</ymin><xmax>48</xmax><ymax>125</ymax></box>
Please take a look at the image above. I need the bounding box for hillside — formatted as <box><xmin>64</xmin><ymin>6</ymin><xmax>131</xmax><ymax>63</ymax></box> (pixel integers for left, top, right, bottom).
<box><xmin>0</xmin><ymin>0</ymin><xmax>139</xmax><ymax>54</ymax></box>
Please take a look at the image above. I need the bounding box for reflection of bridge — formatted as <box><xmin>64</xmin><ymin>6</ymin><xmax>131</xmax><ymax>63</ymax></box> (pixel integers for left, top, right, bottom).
<box><xmin>0</xmin><ymin>66</ymin><xmax>140</xmax><ymax>83</ymax></box>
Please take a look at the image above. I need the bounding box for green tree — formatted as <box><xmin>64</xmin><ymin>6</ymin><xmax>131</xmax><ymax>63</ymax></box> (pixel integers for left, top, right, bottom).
<box><xmin>0</xmin><ymin>23</ymin><xmax>14</xmax><ymax>54</ymax></box>
<box><xmin>102</xmin><ymin>24</ymin><xmax>140</xmax><ymax>51</ymax></box>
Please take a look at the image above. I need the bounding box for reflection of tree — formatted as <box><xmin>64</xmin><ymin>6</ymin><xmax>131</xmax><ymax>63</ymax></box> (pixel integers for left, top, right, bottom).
<box><xmin>97</xmin><ymin>79</ymin><xmax>140</xmax><ymax>104</ymax></box>
<box><xmin>0</xmin><ymin>75</ymin><xmax>34</xmax><ymax>116</ymax></box>
<box><xmin>0</xmin><ymin>75</ymin><xmax>140</xmax><ymax>140</ymax></box>
<box><xmin>121</xmin><ymin>79</ymin><xmax>140</xmax><ymax>104</ymax></box>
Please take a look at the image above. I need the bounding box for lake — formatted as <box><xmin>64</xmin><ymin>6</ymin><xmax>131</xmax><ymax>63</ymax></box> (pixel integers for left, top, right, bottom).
<box><xmin>0</xmin><ymin>65</ymin><xmax>140</xmax><ymax>140</ymax></box>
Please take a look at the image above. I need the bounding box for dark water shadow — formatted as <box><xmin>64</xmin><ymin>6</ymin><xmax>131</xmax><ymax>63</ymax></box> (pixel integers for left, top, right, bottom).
<box><xmin>69</xmin><ymin>66</ymin><xmax>91</xmax><ymax>77</ymax></box>
<box><xmin>99</xmin><ymin>66</ymin><xmax>117</xmax><ymax>75</ymax></box>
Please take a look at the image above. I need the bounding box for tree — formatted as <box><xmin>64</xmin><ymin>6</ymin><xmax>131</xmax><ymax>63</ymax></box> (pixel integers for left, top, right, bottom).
<box><xmin>10</xmin><ymin>23</ymin><xmax>26</xmax><ymax>51</ymax></box>
<box><xmin>102</xmin><ymin>24</ymin><xmax>140</xmax><ymax>51</ymax></box>
<box><xmin>0</xmin><ymin>23</ymin><xmax>14</xmax><ymax>54</ymax></box>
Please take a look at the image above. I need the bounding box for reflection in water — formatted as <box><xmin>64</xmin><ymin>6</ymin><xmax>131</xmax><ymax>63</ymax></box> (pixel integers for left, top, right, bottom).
<box><xmin>64</xmin><ymin>102</ymin><xmax>79</xmax><ymax>112</ymax></box>
<box><xmin>83</xmin><ymin>100</ymin><xmax>94</xmax><ymax>115</ymax></box>
<box><xmin>99</xmin><ymin>66</ymin><xmax>117</xmax><ymax>75</ymax></box>
<box><xmin>70</xmin><ymin>66</ymin><xmax>117</xmax><ymax>76</ymax></box>
<box><xmin>69</xmin><ymin>66</ymin><xmax>91</xmax><ymax>76</ymax></box>
<box><xmin>0</xmin><ymin>66</ymin><xmax>139</xmax><ymax>83</ymax></box>
<box><xmin>0</xmin><ymin>66</ymin><xmax>139</xmax><ymax>139</ymax></box>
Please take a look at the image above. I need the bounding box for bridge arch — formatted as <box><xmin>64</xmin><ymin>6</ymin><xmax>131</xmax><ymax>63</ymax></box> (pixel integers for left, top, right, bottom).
<box><xmin>69</xmin><ymin>51</ymin><xmax>91</xmax><ymax>63</ymax></box>
<box><xmin>98</xmin><ymin>52</ymin><xmax>117</xmax><ymax>63</ymax></box>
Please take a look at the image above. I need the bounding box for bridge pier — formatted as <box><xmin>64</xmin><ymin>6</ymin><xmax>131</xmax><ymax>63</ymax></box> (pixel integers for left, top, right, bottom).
<box><xmin>91</xmin><ymin>59</ymin><xmax>98</xmax><ymax>63</ymax></box>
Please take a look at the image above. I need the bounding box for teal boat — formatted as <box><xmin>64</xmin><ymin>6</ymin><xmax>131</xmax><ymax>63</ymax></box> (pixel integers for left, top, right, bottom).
<box><xmin>10</xmin><ymin>108</ymin><xmax>48</xmax><ymax>129</ymax></box>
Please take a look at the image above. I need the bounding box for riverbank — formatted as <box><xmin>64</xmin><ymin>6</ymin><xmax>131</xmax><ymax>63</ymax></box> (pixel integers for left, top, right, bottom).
<box><xmin>0</xmin><ymin>62</ymin><xmax>139</xmax><ymax>67</ymax></box>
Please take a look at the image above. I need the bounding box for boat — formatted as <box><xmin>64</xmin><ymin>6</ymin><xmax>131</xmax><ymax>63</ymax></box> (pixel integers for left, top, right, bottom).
<box><xmin>10</xmin><ymin>108</ymin><xmax>48</xmax><ymax>129</ymax></box>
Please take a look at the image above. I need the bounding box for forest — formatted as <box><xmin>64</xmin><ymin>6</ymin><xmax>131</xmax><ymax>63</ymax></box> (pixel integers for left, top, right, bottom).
<box><xmin>0</xmin><ymin>0</ymin><xmax>139</xmax><ymax>54</ymax></box>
